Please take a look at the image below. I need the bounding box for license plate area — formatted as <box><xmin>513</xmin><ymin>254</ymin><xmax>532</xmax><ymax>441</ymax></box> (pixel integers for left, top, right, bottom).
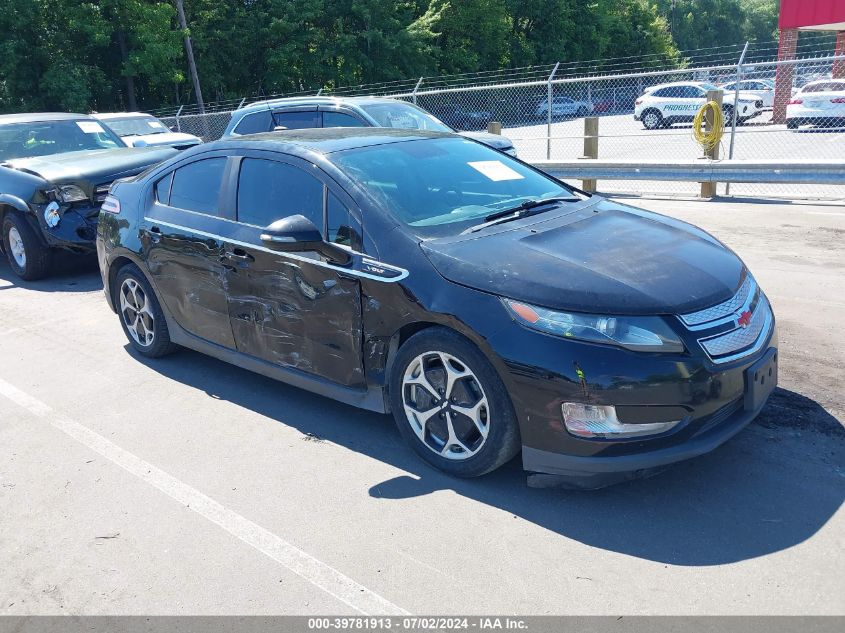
<box><xmin>744</xmin><ymin>347</ymin><xmax>778</xmax><ymax>411</ymax></box>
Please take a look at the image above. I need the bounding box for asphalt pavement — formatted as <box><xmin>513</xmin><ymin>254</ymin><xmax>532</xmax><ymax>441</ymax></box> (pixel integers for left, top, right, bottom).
<box><xmin>0</xmin><ymin>197</ymin><xmax>843</xmax><ymax>615</ymax></box>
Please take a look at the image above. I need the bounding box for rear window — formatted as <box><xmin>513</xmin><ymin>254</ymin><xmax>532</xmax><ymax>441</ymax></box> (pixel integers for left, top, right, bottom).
<box><xmin>802</xmin><ymin>82</ymin><xmax>845</xmax><ymax>93</ymax></box>
<box><xmin>168</xmin><ymin>158</ymin><xmax>227</xmax><ymax>215</ymax></box>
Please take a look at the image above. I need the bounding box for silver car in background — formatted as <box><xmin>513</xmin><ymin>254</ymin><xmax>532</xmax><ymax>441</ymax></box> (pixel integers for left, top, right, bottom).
<box><xmin>93</xmin><ymin>112</ymin><xmax>202</xmax><ymax>150</ymax></box>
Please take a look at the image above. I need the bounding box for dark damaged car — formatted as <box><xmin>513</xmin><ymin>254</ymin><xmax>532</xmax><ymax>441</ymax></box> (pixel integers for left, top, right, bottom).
<box><xmin>0</xmin><ymin>113</ymin><xmax>176</xmax><ymax>280</ymax></box>
<box><xmin>96</xmin><ymin>129</ymin><xmax>778</xmax><ymax>488</ymax></box>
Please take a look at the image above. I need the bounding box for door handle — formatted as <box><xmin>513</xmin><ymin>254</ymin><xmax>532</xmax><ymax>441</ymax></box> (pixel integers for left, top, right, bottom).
<box><xmin>222</xmin><ymin>248</ymin><xmax>255</xmax><ymax>263</ymax></box>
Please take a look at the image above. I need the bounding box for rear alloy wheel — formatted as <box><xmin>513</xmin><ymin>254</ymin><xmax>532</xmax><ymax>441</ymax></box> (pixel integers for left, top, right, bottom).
<box><xmin>642</xmin><ymin>110</ymin><xmax>663</xmax><ymax>130</ymax></box>
<box><xmin>390</xmin><ymin>328</ymin><xmax>520</xmax><ymax>477</ymax></box>
<box><xmin>115</xmin><ymin>264</ymin><xmax>177</xmax><ymax>358</ymax></box>
<box><xmin>1</xmin><ymin>212</ymin><xmax>51</xmax><ymax>280</ymax></box>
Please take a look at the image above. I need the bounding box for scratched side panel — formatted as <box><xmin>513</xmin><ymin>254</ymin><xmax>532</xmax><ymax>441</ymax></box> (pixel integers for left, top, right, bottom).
<box><xmin>226</xmin><ymin>243</ymin><xmax>365</xmax><ymax>388</ymax></box>
<box><xmin>144</xmin><ymin>209</ymin><xmax>236</xmax><ymax>349</ymax></box>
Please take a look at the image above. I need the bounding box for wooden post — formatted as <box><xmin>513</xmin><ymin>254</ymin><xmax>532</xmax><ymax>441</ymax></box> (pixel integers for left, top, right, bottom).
<box><xmin>487</xmin><ymin>121</ymin><xmax>502</xmax><ymax>135</ymax></box>
<box><xmin>580</xmin><ymin>116</ymin><xmax>599</xmax><ymax>193</ymax></box>
<box><xmin>700</xmin><ymin>89</ymin><xmax>722</xmax><ymax>199</ymax></box>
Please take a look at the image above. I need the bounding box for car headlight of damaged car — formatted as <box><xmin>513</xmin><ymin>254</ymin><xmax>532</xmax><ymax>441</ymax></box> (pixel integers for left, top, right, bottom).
<box><xmin>57</xmin><ymin>184</ymin><xmax>88</xmax><ymax>203</ymax></box>
<box><xmin>503</xmin><ymin>299</ymin><xmax>684</xmax><ymax>353</ymax></box>
<box><xmin>43</xmin><ymin>201</ymin><xmax>61</xmax><ymax>227</ymax></box>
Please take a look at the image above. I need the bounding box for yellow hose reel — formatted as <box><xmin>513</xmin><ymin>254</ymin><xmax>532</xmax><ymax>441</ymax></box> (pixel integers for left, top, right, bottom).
<box><xmin>693</xmin><ymin>100</ymin><xmax>725</xmax><ymax>153</ymax></box>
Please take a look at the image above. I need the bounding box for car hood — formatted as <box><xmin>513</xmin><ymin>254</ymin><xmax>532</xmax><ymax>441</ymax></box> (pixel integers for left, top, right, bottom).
<box><xmin>420</xmin><ymin>198</ymin><xmax>745</xmax><ymax>316</ymax></box>
<box><xmin>124</xmin><ymin>132</ymin><xmax>201</xmax><ymax>147</ymax></box>
<box><xmin>459</xmin><ymin>131</ymin><xmax>514</xmax><ymax>151</ymax></box>
<box><xmin>1</xmin><ymin>146</ymin><xmax>178</xmax><ymax>184</ymax></box>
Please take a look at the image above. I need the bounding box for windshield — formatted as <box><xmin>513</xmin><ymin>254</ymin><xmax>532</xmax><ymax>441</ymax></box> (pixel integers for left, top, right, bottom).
<box><xmin>0</xmin><ymin>119</ymin><xmax>124</xmax><ymax>161</ymax></box>
<box><xmin>334</xmin><ymin>137</ymin><xmax>575</xmax><ymax>237</ymax></box>
<box><xmin>357</xmin><ymin>102</ymin><xmax>452</xmax><ymax>132</ymax></box>
<box><xmin>104</xmin><ymin>116</ymin><xmax>170</xmax><ymax>137</ymax></box>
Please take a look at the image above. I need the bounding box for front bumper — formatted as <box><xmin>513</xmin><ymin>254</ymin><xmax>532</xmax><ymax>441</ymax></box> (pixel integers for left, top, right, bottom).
<box><xmin>486</xmin><ymin>313</ymin><xmax>778</xmax><ymax>488</ymax></box>
<box><xmin>29</xmin><ymin>202</ymin><xmax>99</xmax><ymax>252</ymax></box>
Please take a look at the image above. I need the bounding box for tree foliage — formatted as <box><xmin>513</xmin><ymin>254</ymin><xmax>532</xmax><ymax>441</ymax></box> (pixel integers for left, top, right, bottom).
<box><xmin>0</xmin><ymin>0</ymin><xmax>778</xmax><ymax>114</ymax></box>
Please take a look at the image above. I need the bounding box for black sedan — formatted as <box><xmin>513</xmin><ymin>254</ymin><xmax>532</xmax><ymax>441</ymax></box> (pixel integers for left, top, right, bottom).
<box><xmin>96</xmin><ymin>129</ymin><xmax>777</xmax><ymax>488</ymax></box>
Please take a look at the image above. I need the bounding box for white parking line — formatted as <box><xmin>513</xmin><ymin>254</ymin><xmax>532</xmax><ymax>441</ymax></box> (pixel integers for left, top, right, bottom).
<box><xmin>0</xmin><ymin>377</ymin><xmax>408</xmax><ymax>616</ymax></box>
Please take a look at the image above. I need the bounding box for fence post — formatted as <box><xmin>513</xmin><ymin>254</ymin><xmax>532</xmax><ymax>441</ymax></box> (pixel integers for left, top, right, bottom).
<box><xmin>175</xmin><ymin>105</ymin><xmax>183</xmax><ymax>133</ymax></box>
<box><xmin>700</xmin><ymin>89</ymin><xmax>723</xmax><ymax>199</ymax></box>
<box><xmin>546</xmin><ymin>62</ymin><xmax>559</xmax><ymax>160</ymax></box>
<box><xmin>725</xmin><ymin>41</ymin><xmax>749</xmax><ymax>196</ymax></box>
<box><xmin>580</xmin><ymin>117</ymin><xmax>599</xmax><ymax>193</ymax></box>
<box><xmin>412</xmin><ymin>77</ymin><xmax>424</xmax><ymax>105</ymax></box>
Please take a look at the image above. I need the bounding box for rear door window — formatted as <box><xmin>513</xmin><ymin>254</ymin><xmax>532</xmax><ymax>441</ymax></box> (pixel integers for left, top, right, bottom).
<box><xmin>168</xmin><ymin>157</ymin><xmax>227</xmax><ymax>215</ymax></box>
<box><xmin>272</xmin><ymin>110</ymin><xmax>320</xmax><ymax>130</ymax></box>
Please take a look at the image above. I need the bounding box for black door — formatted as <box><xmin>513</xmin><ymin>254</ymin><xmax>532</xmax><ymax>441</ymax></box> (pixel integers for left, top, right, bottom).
<box><xmin>224</xmin><ymin>154</ymin><xmax>366</xmax><ymax>387</ymax></box>
<box><xmin>143</xmin><ymin>154</ymin><xmax>237</xmax><ymax>349</ymax></box>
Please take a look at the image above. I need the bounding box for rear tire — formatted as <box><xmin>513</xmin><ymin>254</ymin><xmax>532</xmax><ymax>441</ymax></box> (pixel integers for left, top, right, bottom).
<box><xmin>641</xmin><ymin>109</ymin><xmax>663</xmax><ymax>130</ymax></box>
<box><xmin>389</xmin><ymin>327</ymin><xmax>521</xmax><ymax>478</ymax></box>
<box><xmin>1</xmin><ymin>212</ymin><xmax>51</xmax><ymax>281</ymax></box>
<box><xmin>114</xmin><ymin>263</ymin><xmax>178</xmax><ymax>358</ymax></box>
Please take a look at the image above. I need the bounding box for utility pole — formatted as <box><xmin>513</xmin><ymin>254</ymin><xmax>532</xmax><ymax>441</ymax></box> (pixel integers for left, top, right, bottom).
<box><xmin>175</xmin><ymin>0</ymin><xmax>205</xmax><ymax>114</ymax></box>
<box><xmin>670</xmin><ymin>0</ymin><xmax>676</xmax><ymax>39</ymax></box>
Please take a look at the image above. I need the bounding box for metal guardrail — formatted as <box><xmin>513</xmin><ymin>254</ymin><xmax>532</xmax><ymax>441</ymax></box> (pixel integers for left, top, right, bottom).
<box><xmin>533</xmin><ymin>159</ymin><xmax>845</xmax><ymax>186</ymax></box>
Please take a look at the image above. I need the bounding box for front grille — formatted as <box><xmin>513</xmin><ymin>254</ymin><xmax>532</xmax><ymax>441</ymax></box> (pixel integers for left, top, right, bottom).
<box><xmin>699</xmin><ymin>296</ymin><xmax>772</xmax><ymax>361</ymax></box>
<box><xmin>94</xmin><ymin>182</ymin><xmax>113</xmax><ymax>203</ymax></box>
<box><xmin>680</xmin><ymin>275</ymin><xmax>754</xmax><ymax>328</ymax></box>
<box><xmin>679</xmin><ymin>275</ymin><xmax>774</xmax><ymax>364</ymax></box>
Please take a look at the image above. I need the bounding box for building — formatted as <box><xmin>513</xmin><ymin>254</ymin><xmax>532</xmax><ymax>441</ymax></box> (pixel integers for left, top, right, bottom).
<box><xmin>773</xmin><ymin>0</ymin><xmax>845</xmax><ymax>122</ymax></box>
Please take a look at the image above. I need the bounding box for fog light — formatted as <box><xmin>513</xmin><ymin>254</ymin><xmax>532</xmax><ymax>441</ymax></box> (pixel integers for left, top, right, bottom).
<box><xmin>44</xmin><ymin>202</ymin><xmax>61</xmax><ymax>228</ymax></box>
<box><xmin>562</xmin><ymin>403</ymin><xmax>681</xmax><ymax>439</ymax></box>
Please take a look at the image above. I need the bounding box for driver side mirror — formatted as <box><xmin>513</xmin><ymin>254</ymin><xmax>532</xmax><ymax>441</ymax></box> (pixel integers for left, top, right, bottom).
<box><xmin>260</xmin><ymin>215</ymin><xmax>351</xmax><ymax>266</ymax></box>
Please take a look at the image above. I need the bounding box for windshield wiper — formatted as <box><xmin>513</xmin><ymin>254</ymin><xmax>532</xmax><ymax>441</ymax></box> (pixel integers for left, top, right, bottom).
<box><xmin>463</xmin><ymin>196</ymin><xmax>579</xmax><ymax>234</ymax></box>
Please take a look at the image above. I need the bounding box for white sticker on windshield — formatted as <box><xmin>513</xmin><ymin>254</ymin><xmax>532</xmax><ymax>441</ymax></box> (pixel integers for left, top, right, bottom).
<box><xmin>147</xmin><ymin>121</ymin><xmax>165</xmax><ymax>128</ymax></box>
<box><xmin>76</xmin><ymin>121</ymin><xmax>106</xmax><ymax>134</ymax></box>
<box><xmin>467</xmin><ymin>160</ymin><xmax>524</xmax><ymax>181</ymax></box>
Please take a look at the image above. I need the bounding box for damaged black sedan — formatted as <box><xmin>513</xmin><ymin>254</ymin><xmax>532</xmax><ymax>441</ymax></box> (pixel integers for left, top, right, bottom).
<box><xmin>0</xmin><ymin>113</ymin><xmax>176</xmax><ymax>279</ymax></box>
<box><xmin>96</xmin><ymin>129</ymin><xmax>777</xmax><ymax>488</ymax></box>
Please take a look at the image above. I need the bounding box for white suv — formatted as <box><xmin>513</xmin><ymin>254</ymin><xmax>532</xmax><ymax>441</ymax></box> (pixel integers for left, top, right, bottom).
<box><xmin>634</xmin><ymin>82</ymin><xmax>764</xmax><ymax>130</ymax></box>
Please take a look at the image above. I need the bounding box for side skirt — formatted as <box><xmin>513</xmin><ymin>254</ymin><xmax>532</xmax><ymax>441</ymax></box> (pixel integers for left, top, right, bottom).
<box><xmin>167</xmin><ymin>319</ymin><xmax>389</xmax><ymax>414</ymax></box>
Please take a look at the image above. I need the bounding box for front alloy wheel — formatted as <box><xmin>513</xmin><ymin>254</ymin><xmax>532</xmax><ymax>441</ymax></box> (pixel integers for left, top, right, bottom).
<box><xmin>402</xmin><ymin>351</ymin><xmax>490</xmax><ymax>460</ymax></box>
<box><xmin>389</xmin><ymin>327</ymin><xmax>521</xmax><ymax>477</ymax></box>
<box><xmin>7</xmin><ymin>227</ymin><xmax>25</xmax><ymax>269</ymax></box>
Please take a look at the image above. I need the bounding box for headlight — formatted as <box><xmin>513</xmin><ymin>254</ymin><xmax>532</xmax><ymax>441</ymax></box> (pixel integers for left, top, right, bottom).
<box><xmin>57</xmin><ymin>184</ymin><xmax>88</xmax><ymax>203</ymax></box>
<box><xmin>503</xmin><ymin>299</ymin><xmax>684</xmax><ymax>353</ymax></box>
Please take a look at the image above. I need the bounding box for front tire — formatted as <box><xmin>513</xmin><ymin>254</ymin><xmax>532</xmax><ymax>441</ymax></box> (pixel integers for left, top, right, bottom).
<box><xmin>786</xmin><ymin>119</ymin><xmax>799</xmax><ymax>130</ymax></box>
<box><xmin>641</xmin><ymin>109</ymin><xmax>663</xmax><ymax>130</ymax></box>
<box><xmin>389</xmin><ymin>327</ymin><xmax>521</xmax><ymax>477</ymax></box>
<box><xmin>115</xmin><ymin>263</ymin><xmax>177</xmax><ymax>358</ymax></box>
<box><xmin>2</xmin><ymin>212</ymin><xmax>51</xmax><ymax>280</ymax></box>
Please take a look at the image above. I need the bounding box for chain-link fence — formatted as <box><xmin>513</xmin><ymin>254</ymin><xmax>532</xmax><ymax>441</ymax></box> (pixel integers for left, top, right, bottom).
<box><xmin>154</xmin><ymin>39</ymin><xmax>845</xmax><ymax>200</ymax></box>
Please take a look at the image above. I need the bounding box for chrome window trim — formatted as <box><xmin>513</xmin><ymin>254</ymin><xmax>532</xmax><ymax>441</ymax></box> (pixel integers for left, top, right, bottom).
<box><xmin>142</xmin><ymin>217</ymin><xmax>408</xmax><ymax>283</ymax></box>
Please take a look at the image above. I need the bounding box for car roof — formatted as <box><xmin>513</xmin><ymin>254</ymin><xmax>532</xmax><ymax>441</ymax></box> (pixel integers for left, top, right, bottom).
<box><xmin>92</xmin><ymin>112</ymin><xmax>156</xmax><ymax>120</ymax></box>
<box><xmin>234</xmin><ymin>95</ymin><xmax>409</xmax><ymax>114</ymax></box>
<box><xmin>203</xmin><ymin>127</ymin><xmax>459</xmax><ymax>157</ymax></box>
<box><xmin>0</xmin><ymin>112</ymin><xmax>94</xmax><ymax>124</ymax></box>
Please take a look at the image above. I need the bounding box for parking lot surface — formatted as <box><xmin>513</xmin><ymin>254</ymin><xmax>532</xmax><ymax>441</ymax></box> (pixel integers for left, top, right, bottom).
<box><xmin>0</xmin><ymin>197</ymin><xmax>843</xmax><ymax>615</ymax></box>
